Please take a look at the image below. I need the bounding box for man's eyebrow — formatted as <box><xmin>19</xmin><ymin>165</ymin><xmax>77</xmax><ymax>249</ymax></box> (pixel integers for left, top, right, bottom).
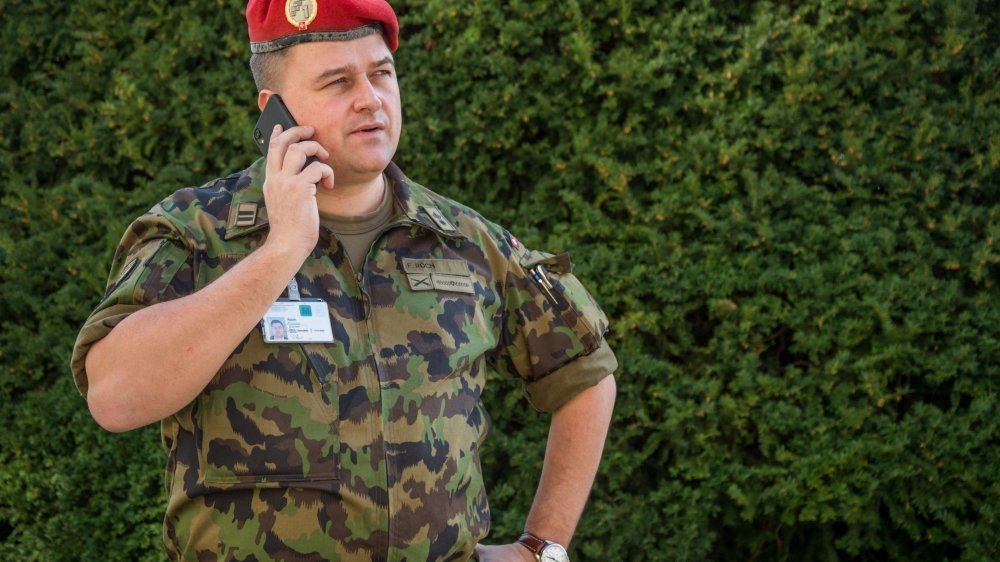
<box><xmin>312</xmin><ymin>57</ymin><xmax>395</xmax><ymax>85</ymax></box>
<box><xmin>313</xmin><ymin>64</ymin><xmax>355</xmax><ymax>85</ymax></box>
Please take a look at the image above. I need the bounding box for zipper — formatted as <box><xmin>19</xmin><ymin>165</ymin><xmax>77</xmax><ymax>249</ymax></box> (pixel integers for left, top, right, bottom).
<box><xmin>336</xmin><ymin>214</ymin><xmax>446</xmax><ymax>560</ymax></box>
<box><xmin>360</xmin><ymin>215</ymin><xmax>442</xmax><ymax>559</ymax></box>
<box><xmin>339</xmin><ymin>225</ymin><xmax>396</xmax><ymax>561</ymax></box>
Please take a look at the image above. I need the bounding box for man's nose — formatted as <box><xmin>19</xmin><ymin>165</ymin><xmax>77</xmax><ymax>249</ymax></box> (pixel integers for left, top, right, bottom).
<box><xmin>354</xmin><ymin>78</ymin><xmax>383</xmax><ymax>113</ymax></box>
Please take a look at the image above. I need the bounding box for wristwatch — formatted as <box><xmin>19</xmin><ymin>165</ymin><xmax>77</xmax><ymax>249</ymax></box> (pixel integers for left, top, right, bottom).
<box><xmin>517</xmin><ymin>532</ymin><xmax>570</xmax><ymax>562</ymax></box>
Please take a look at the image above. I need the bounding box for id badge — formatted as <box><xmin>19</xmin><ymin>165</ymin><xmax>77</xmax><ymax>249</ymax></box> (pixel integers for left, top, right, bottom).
<box><xmin>261</xmin><ymin>298</ymin><xmax>334</xmax><ymax>343</ymax></box>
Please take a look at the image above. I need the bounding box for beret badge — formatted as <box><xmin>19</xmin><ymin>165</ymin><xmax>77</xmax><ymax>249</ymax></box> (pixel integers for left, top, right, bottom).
<box><xmin>285</xmin><ymin>0</ymin><xmax>319</xmax><ymax>31</ymax></box>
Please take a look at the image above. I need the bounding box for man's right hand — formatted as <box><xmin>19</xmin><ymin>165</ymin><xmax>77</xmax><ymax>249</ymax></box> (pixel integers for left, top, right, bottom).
<box><xmin>261</xmin><ymin>124</ymin><xmax>335</xmax><ymax>259</ymax></box>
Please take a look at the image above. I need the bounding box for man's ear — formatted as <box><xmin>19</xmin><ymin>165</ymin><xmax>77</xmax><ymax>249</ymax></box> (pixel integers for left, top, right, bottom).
<box><xmin>257</xmin><ymin>89</ymin><xmax>275</xmax><ymax>111</ymax></box>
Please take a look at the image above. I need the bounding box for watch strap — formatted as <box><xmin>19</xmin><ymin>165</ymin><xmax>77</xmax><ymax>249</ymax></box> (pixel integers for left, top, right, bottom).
<box><xmin>517</xmin><ymin>532</ymin><xmax>547</xmax><ymax>557</ymax></box>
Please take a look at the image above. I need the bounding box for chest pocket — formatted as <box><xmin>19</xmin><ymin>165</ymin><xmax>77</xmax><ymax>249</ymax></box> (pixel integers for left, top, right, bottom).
<box><xmin>197</xmin><ymin>336</ymin><xmax>339</xmax><ymax>488</ymax></box>
<box><xmin>368</xmin><ymin>257</ymin><xmax>498</xmax><ymax>385</ymax></box>
<box><xmin>192</xmin><ymin>252</ymin><xmax>340</xmax><ymax>488</ymax></box>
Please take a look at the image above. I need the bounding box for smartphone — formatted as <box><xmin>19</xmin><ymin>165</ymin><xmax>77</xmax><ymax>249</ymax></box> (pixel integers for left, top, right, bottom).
<box><xmin>252</xmin><ymin>94</ymin><xmax>318</xmax><ymax>168</ymax></box>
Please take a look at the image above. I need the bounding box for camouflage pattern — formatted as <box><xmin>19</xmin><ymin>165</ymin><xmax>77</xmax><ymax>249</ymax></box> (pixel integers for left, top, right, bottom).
<box><xmin>71</xmin><ymin>159</ymin><xmax>614</xmax><ymax>561</ymax></box>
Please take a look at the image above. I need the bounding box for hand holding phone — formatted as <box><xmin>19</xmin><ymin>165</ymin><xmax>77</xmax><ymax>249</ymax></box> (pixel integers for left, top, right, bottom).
<box><xmin>252</xmin><ymin>94</ymin><xmax>332</xmax><ymax>256</ymax></box>
<box><xmin>253</xmin><ymin>94</ymin><xmax>319</xmax><ymax>169</ymax></box>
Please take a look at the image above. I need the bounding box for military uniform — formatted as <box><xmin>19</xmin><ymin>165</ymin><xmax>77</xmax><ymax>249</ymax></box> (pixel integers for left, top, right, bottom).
<box><xmin>71</xmin><ymin>160</ymin><xmax>616</xmax><ymax>561</ymax></box>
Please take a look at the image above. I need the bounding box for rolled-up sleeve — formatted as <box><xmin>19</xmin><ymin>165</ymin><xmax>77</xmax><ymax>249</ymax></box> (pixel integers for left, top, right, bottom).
<box><xmin>493</xmin><ymin>246</ymin><xmax>617</xmax><ymax>413</ymax></box>
<box><xmin>70</xmin><ymin>215</ymin><xmax>193</xmax><ymax>396</ymax></box>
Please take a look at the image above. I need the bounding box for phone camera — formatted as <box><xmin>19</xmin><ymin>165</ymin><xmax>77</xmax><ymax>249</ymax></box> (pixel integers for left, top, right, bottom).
<box><xmin>253</xmin><ymin>128</ymin><xmax>264</xmax><ymax>144</ymax></box>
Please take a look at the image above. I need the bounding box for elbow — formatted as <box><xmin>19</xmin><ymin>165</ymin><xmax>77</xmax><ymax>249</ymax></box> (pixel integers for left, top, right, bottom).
<box><xmin>91</xmin><ymin>413</ymin><xmax>134</xmax><ymax>434</ymax></box>
<box><xmin>84</xmin><ymin>348</ymin><xmax>145</xmax><ymax>433</ymax></box>
<box><xmin>87</xmin><ymin>383</ymin><xmax>141</xmax><ymax>433</ymax></box>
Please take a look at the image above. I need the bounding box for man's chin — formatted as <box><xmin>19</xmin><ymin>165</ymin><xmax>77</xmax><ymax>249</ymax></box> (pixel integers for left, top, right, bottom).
<box><xmin>345</xmin><ymin>151</ymin><xmax>395</xmax><ymax>173</ymax></box>
<box><xmin>328</xmin><ymin>158</ymin><xmax>394</xmax><ymax>187</ymax></box>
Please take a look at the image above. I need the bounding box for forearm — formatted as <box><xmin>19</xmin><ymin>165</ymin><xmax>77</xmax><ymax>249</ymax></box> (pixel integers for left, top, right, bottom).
<box><xmin>524</xmin><ymin>374</ymin><xmax>617</xmax><ymax>546</ymax></box>
<box><xmin>85</xmin><ymin>240</ymin><xmax>307</xmax><ymax>432</ymax></box>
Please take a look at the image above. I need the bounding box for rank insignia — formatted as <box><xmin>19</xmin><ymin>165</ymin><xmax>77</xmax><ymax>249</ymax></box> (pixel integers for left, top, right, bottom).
<box><xmin>420</xmin><ymin>206</ymin><xmax>458</xmax><ymax>233</ymax></box>
<box><xmin>234</xmin><ymin>203</ymin><xmax>258</xmax><ymax>227</ymax></box>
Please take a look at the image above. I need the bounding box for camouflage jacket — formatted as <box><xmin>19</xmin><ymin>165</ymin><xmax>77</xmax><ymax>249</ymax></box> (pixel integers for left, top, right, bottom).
<box><xmin>71</xmin><ymin>160</ymin><xmax>616</xmax><ymax>561</ymax></box>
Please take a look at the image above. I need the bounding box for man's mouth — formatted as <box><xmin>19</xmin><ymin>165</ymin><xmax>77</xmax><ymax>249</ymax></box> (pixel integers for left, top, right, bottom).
<box><xmin>352</xmin><ymin>123</ymin><xmax>385</xmax><ymax>135</ymax></box>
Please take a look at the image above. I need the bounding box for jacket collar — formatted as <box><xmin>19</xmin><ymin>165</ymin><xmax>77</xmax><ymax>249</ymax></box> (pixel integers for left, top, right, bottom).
<box><xmin>224</xmin><ymin>159</ymin><xmax>466</xmax><ymax>241</ymax></box>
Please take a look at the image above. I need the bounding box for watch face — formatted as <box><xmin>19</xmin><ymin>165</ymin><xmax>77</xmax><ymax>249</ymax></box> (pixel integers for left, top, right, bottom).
<box><xmin>540</xmin><ymin>543</ymin><xmax>569</xmax><ymax>562</ymax></box>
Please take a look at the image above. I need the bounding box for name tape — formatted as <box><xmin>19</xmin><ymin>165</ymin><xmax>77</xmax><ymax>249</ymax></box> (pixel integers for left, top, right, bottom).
<box><xmin>406</xmin><ymin>273</ymin><xmax>475</xmax><ymax>295</ymax></box>
<box><xmin>401</xmin><ymin>258</ymin><xmax>470</xmax><ymax>277</ymax></box>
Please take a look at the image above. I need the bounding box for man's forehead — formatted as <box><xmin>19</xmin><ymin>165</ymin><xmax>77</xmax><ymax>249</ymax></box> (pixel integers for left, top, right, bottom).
<box><xmin>284</xmin><ymin>34</ymin><xmax>394</xmax><ymax>70</ymax></box>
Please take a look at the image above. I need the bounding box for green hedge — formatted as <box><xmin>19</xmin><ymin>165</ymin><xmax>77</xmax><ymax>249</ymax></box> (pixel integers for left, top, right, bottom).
<box><xmin>2</xmin><ymin>0</ymin><xmax>997</xmax><ymax>560</ymax></box>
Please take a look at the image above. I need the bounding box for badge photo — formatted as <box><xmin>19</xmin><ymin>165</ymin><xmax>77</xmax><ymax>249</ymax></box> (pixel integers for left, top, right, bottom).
<box><xmin>261</xmin><ymin>299</ymin><xmax>334</xmax><ymax>343</ymax></box>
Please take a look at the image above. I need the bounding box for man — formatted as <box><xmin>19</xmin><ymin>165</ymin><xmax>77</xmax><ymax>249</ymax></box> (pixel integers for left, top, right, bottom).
<box><xmin>268</xmin><ymin>318</ymin><xmax>287</xmax><ymax>340</ymax></box>
<box><xmin>70</xmin><ymin>1</ymin><xmax>616</xmax><ymax>560</ymax></box>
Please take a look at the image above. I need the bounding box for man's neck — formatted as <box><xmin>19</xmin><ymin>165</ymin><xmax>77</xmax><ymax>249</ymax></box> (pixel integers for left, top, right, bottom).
<box><xmin>315</xmin><ymin>172</ymin><xmax>386</xmax><ymax>218</ymax></box>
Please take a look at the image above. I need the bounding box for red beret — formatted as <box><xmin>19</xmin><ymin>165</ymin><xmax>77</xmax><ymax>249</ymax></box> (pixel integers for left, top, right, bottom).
<box><xmin>247</xmin><ymin>0</ymin><xmax>398</xmax><ymax>54</ymax></box>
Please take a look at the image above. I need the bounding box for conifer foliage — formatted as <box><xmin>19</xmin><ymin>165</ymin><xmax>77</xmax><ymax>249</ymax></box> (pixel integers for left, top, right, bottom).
<box><xmin>1</xmin><ymin>1</ymin><xmax>997</xmax><ymax>559</ymax></box>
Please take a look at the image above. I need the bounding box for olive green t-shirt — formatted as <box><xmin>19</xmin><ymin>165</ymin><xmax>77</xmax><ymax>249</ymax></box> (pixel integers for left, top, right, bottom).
<box><xmin>319</xmin><ymin>179</ymin><xmax>396</xmax><ymax>270</ymax></box>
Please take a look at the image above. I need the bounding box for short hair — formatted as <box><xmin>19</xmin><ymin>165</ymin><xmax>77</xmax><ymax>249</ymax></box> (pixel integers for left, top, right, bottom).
<box><xmin>249</xmin><ymin>50</ymin><xmax>289</xmax><ymax>92</ymax></box>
